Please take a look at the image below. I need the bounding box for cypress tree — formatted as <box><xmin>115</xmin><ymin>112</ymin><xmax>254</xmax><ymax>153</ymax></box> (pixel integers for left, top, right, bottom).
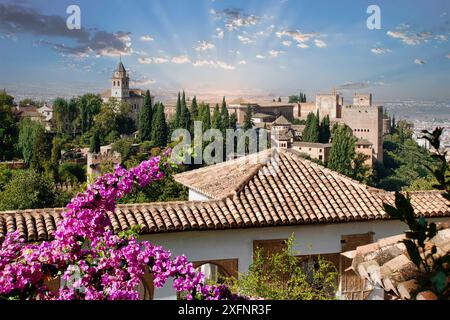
<box><xmin>328</xmin><ymin>124</ymin><xmax>357</xmax><ymax>175</ymax></box>
<box><xmin>243</xmin><ymin>106</ymin><xmax>254</xmax><ymax>131</ymax></box>
<box><xmin>211</xmin><ymin>104</ymin><xmax>222</xmax><ymax>130</ymax></box>
<box><xmin>190</xmin><ymin>96</ymin><xmax>199</xmax><ymax>120</ymax></box>
<box><xmin>174</xmin><ymin>92</ymin><xmax>181</xmax><ymax>128</ymax></box>
<box><xmin>200</xmin><ymin>103</ymin><xmax>211</xmax><ymax>132</ymax></box>
<box><xmin>220</xmin><ymin>97</ymin><xmax>229</xmax><ymax>132</ymax></box>
<box><xmin>179</xmin><ymin>91</ymin><xmax>190</xmax><ymax>130</ymax></box>
<box><xmin>90</xmin><ymin>129</ymin><xmax>101</xmax><ymax>153</ymax></box>
<box><xmin>138</xmin><ymin>90</ymin><xmax>153</xmax><ymax>141</ymax></box>
<box><xmin>50</xmin><ymin>137</ymin><xmax>61</xmax><ymax>182</ymax></box>
<box><xmin>303</xmin><ymin>112</ymin><xmax>319</xmax><ymax>142</ymax></box>
<box><xmin>319</xmin><ymin>115</ymin><xmax>331</xmax><ymax>143</ymax></box>
<box><xmin>151</xmin><ymin>103</ymin><xmax>168</xmax><ymax>147</ymax></box>
<box><xmin>229</xmin><ymin>113</ymin><xmax>237</xmax><ymax>130</ymax></box>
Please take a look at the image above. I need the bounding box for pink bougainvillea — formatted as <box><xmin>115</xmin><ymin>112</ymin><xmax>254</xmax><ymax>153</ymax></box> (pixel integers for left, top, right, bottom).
<box><xmin>0</xmin><ymin>151</ymin><xmax>246</xmax><ymax>300</ymax></box>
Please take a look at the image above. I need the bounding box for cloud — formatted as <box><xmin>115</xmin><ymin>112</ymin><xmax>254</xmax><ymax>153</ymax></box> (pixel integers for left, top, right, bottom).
<box><xmin>371</xmin><ymin>47</ymin><xmax>392</xmax><ymax>55</ymax></box>
<box><xmin>171</xmin><ymin>55</ymin><xmax>191</xmax><ymax>64</ymax></box>
<box><xmin>214</xmin><ymin>28</ymin><xmax>224</xmax><ymax>39</ymax></box>
<box><xmin>338</xmin><ymin>81</ymin><xmax>386</xmax><ymax>90</ymax></box>
<box><xmin>386</xmin><ymin>25</ymin><xmax>432</xmax><ymax>45</ymax></box>
<box><xmin>238</xmin><ymin>60</ymin><xmax>247</xmax><ymax>65</ymax></box>
<box><xmin>281</xmin><ymin>40</ymin><xmax>292</xmax><ymax>47</ymax></box>
<box><xmin>276</xmin><ymin>29</ymin><xmax>325</xmax><ymax>49</ymax></box>
<box><xmin>192</xmin><ymin>60</ymin><xmax>235</xmax><ymax>70</ymax></box>
<box><xmin>153</xmin><ymin>57</ymin><xmax>169</xmax><ymax>64</ymax></box>
<box><xmin>0</xmin><ymin>3</ymin><xmax>133</xmax><ymax>57</ymax></box>
<box><xmin>414</xmin><ymin>59</ymin><xmax>426</xmax><ymax>65</ymax></box>
<box><xmin>314</xmin><ymin>39</ymin><xmax>327</xmax><ymax>48</ymax></box>
<box><xmin>256</xmin><ymin>54</ymin><xmax>265</xmax><ymax>59</ymax></box>
<box><xmin>131</xmin><ymin>78</ymin><xmax>155</xmax><ymax>87</ymax></box>
<box><xmin>276</xmin><ymin>30</ymin><xmax>317</xmax><ymax>43</ymax></box>
<box><xmin>238</xmin><ymin>35</ymin><xmax>255</xmax><ymax>44</ymax></box>
<box><xmin>195</xmin><ymin>40</ymin><xmax>215</xmax><ymax>51</ymax></box>
<box><xmin>137</xmin><ymin>56</ymin><xmax>169</xmax><ymax>64</ymax></box>
<box><xmin>435</xmin><ymin>35</ymin><xmax>448</xmax><ymax>42</ymax></box>
<box><xmin>211</xmin><ymin>8</ymin><xmax>260</xmax><ymax>32</ymax></box>
<box><xmin>140</xmin><ymin>35</ymin><xmax>154</xmax><ymax>41</ymax></box>
<box><xmin>447</xmin><ymin>54</ymin><xmax>450</xmax><ymax>59</ymax></box>
<box><xmin>138</xmin><ymin>57</ymin><xmax>152</xmax><ymax>64</ymax></box>
<box><xmin>268</xmin><ymin>50</ymin><xmax>284</xmax><ymax>57</ymax></box>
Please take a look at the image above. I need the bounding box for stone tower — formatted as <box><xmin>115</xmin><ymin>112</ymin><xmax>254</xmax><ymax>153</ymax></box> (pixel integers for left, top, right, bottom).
<box><xmin>111</xmin><ymin>58</ymin><xmax>130</xmax><ymax>99</ymax></box>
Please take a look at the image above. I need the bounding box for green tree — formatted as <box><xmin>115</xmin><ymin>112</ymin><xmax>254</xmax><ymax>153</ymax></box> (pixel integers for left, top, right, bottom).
<box><xmin>77</xmin><ymin>93</ymin><xmax>102</xmax><ymax>134</ymax></box>
<box><xmin>17</xmin><ymin>118</ymin><xmax>48</xmax><ymax>169</ymax></box>
<box><xmin>220</xmin><ymin>97</ymin><xmax>229</xmax><ymax>133</ymax></box>
<box><xmin>229</xmin><ymin>113</ymin><xmax>238</xmax><ymax>130</ymax></box>
<box><xmin>112</xmin><ymin>138</ymin><xmax>135</xmax><ymax>163</ymax></box>
<box><xmin>0</xmin><ymin>105</ymin><xmax>17</xmax><ymax>160</ymax></box>
<box><xmin>151</xmin><ymin>102</ymin><xmax>168</xmax><ymax>147</ymax></box>
<box><xmin>174</xmin><ymin>92</ymin><xmax>181</xmax><ymax>128</ymax></box>
<box><xmin>0</xmin><ymin>170</ymin><xmax>56</xmax><ymax>211</ymax></box>
<box><xmin>179</xmin><ymin>91</ymin><xmax>190</xmax><ymax>131</ymax></box>
<box><xmin>242</xmin><ymin>106</ymin><xmax>254</xmax><ymax>131</ymax></box>
<box><xmin>49</xmin><ymin>137</ymin><xmax>62</xmax><ymax>182</ymax></box>
<box><xmin>224</xmin><ymin>235</ymin><xmax>337</xmax><ymax>300</ymax></box>
<box><xmin>327</xmin><ymin>124</ymin><xmax>357</xmax><ymax>176</ymax></box>
<box><xmin>319</xmin><ymin>115</ymin><xmax>331</xmax><ymax>143</ymax></box>
<box><xmin>0</xmin><ymin>90</ymin><xmax>14</xmax><ymax>107</ymax></box>
<box><xmin>199</xmin><ymin>103</ymin><xmax>211</xmax><ymax>132</ymax></box>
<box><xmin>138</xmin><ymin>90</ymin><xmax>153</xmax><ymax>142</ymax></box>
<box><xmin>303</xmin><ymin>112</ymin><xmax>320</xmax><ymax>142</ymax></box>
<box><xmin>211</xmin><ymin>104</ymin><xmax>222</xmax><ymax>130</ymax></box>
<box><xmin>90</xmin><ymin>129</ymin><xmax>101</xmax><ymax>153</ymax></box>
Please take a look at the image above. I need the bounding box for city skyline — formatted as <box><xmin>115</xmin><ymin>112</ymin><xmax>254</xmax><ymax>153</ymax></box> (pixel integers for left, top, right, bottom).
<box><xmin>0</xmin><ymin>0</ymin><xmax>449</xmax><ymax>101</ymax></box>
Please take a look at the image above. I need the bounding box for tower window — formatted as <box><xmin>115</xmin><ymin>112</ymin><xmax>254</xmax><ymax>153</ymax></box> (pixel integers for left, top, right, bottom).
<box><xmin>118</xmin><ymin>81</ymin><xmax>120</xmax><ymax>86</ymax></box>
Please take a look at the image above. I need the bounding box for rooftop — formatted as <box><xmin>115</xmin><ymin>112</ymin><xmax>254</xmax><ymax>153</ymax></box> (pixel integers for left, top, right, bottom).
<box><xmin>2</xmin><ymin>149</ymin><xmax>449</xmax><ymax>242</ymax></box>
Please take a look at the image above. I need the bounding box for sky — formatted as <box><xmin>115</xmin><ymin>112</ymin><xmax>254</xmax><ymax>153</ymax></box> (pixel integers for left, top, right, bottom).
<box><xmin>0</xmin><ymin>0</ymin><xmax>449</xmax><ymax>102</ymax></box>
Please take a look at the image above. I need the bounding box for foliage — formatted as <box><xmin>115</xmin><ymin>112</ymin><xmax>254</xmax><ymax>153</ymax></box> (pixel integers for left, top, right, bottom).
<box><xmin>17</xmin><ymin>118</ymin><xmax>49</xmax><ymax>169</ymax></box>
<box><xmin>220</xmin><ymin>97</ymin><xmax>229</xmax><ymax>133</ymax></box>
<box><xmin>198</xmin><ymin>103</ymin><xmax>211</xmax><ymax>132</ymax></box>
<box><xmin>138</xmin><ymin>90</ymin><xmax>153</xmax><ymax>142</ymax></box>
<box><xmin>49</xmin><ymin>137</ymin><xmax>62</xmax><ymax>182</ymax></box>
<box><xmin>89</xmin><ymin>130</ymin><xmax>101</xmax><ymax>153</ymax></box>
<box><xmin>327</xmin><ymin>124</ymin><xmax>356</xmax><ymax>176</ymax></box>
<box><xmin>319</xmin><ymin>115</ymin><xmax>331</xmax><ymax>143</ymax></box>
<box><xmin>382</xmin><ymin>127</ymin><xmax>449</xmax><ymax>299</ymax></box>
<box><xmin>211</xmin><ymin>104</ymin><xmax>222</xmax><ymax>130</ymax></box>
<box><xmin>94</xmin><ymin>99</ymin><xmax>135</xmax><ymax>142</ymax></box>
<box><xmin>0</xmin><ymin>90</ymin><xmax>14</xmax><ymax>107</ymax></box>
<box><xmin>174</xmin><ymin>92</ymin><xmax>181</xmax><ymax>128</ymax></box>
<box><xmin>53</xmin><ymin>97</ymin><xmax>79</xmax><ymax>136</ymax></box>
<box><xmin>151</xmin><ymin>102</ymin><xmax>169</xmax><ymax>147</ymax></box>
<box><xmin>76</xmin><ymin>93</ymin><xmax>102</xmax><ymax>134</ymax></box>
<box><xmin>225</xmin><ymin>235</ymin><xmax>337</xmax><ymax>300</ymax></box>
<box><xmin>302</xmin><ymin>112</ymin><xmax>320</xmax><ymax>143</ymax></box>
<box><xmin>0</xmin><ymin>170</ymin><xmax>56</xmax><ymax>211</ymax></box>
<box><xmin>112</xmin><ymin>138</ymin><xmax>136</xmax><ymax>163</ymax></box>
<box><xmin>179</xmin><ymin>91</ymin><xmax>190</xmax><ymax>131</ymax></box>
<box><xmin>375</xmin><ymin>130</ymin><xmax>437</xmax><ymax>191</ymax></box>
<box><xmin>288</xmin><ymin>92</ymin><xmax>307</xmax><ymax>103</ymax></box>
<box><xmin>0</xmin><ymin>152</ymin><xmax>246</xmax><ymax>300</ymax></box>
<box><xmin>58</xmin><ymin>163</ymin><xmax>86</xmax><ymax>184</ymax></box>
<box><xmin>242</xmin><ymin>106</ymin><xmax>254</xmax><ymax>131</ymax></box>
<box><xmin>0</xmin><ymin>104</ymin><xmax>17</xmax><ymax>160</ymax></box>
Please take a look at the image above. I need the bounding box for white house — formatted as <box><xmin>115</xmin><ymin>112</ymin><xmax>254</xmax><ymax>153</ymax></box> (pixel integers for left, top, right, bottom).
<box><xmin>1</xmin><ymin>149</ymin><xmax>449</xmax><ymax>300</ymax></box>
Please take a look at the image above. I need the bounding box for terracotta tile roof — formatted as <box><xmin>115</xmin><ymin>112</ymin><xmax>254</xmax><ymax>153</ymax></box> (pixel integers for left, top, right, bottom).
<box><xmin>342</xmin><ymin>220</ymin><xmax>450</xmax><ymax>300</ymax></box>
<box><xmin>1</xmin><ymin>149</ymin><xmax>449</xmax><ymax>242</ymax></box>
<box><xmin>272</xmin><ymin>115</ymin><xmax>291</xmax><ymax>126</ymax></box>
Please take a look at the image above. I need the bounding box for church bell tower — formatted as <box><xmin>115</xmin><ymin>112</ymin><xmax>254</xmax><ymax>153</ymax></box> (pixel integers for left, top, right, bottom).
<box><xmin>111</xmin><ymin>57</ymin><xmax>130</xmax><ymax>99</ymax></box>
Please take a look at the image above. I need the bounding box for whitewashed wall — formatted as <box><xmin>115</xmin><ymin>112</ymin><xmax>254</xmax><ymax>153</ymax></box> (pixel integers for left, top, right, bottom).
<box><xmin>141</xmin><ymin>217</ymin><xmax>447</xmax><ymax>300</ymax></box>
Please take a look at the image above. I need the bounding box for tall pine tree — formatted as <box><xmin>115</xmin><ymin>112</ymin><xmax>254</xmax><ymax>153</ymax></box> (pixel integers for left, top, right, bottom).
<box><xmin>199</xmin><ymin>103</ymin><xmax>211</xmax><ymax>132</ymax></box>
<box><xmin>90</xmin><ymin>129</ymin><xmax>101</xmax><ymax>153</ymax></box>
<box><xmin>151</xmin><ymin>102</ymin><xmax>168</xmax><ymax>147</ymax></box>
<box><xmin>138</xmin><ymin>90</ymin><xmax>153</xmax><ymax>141</ymax></box>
